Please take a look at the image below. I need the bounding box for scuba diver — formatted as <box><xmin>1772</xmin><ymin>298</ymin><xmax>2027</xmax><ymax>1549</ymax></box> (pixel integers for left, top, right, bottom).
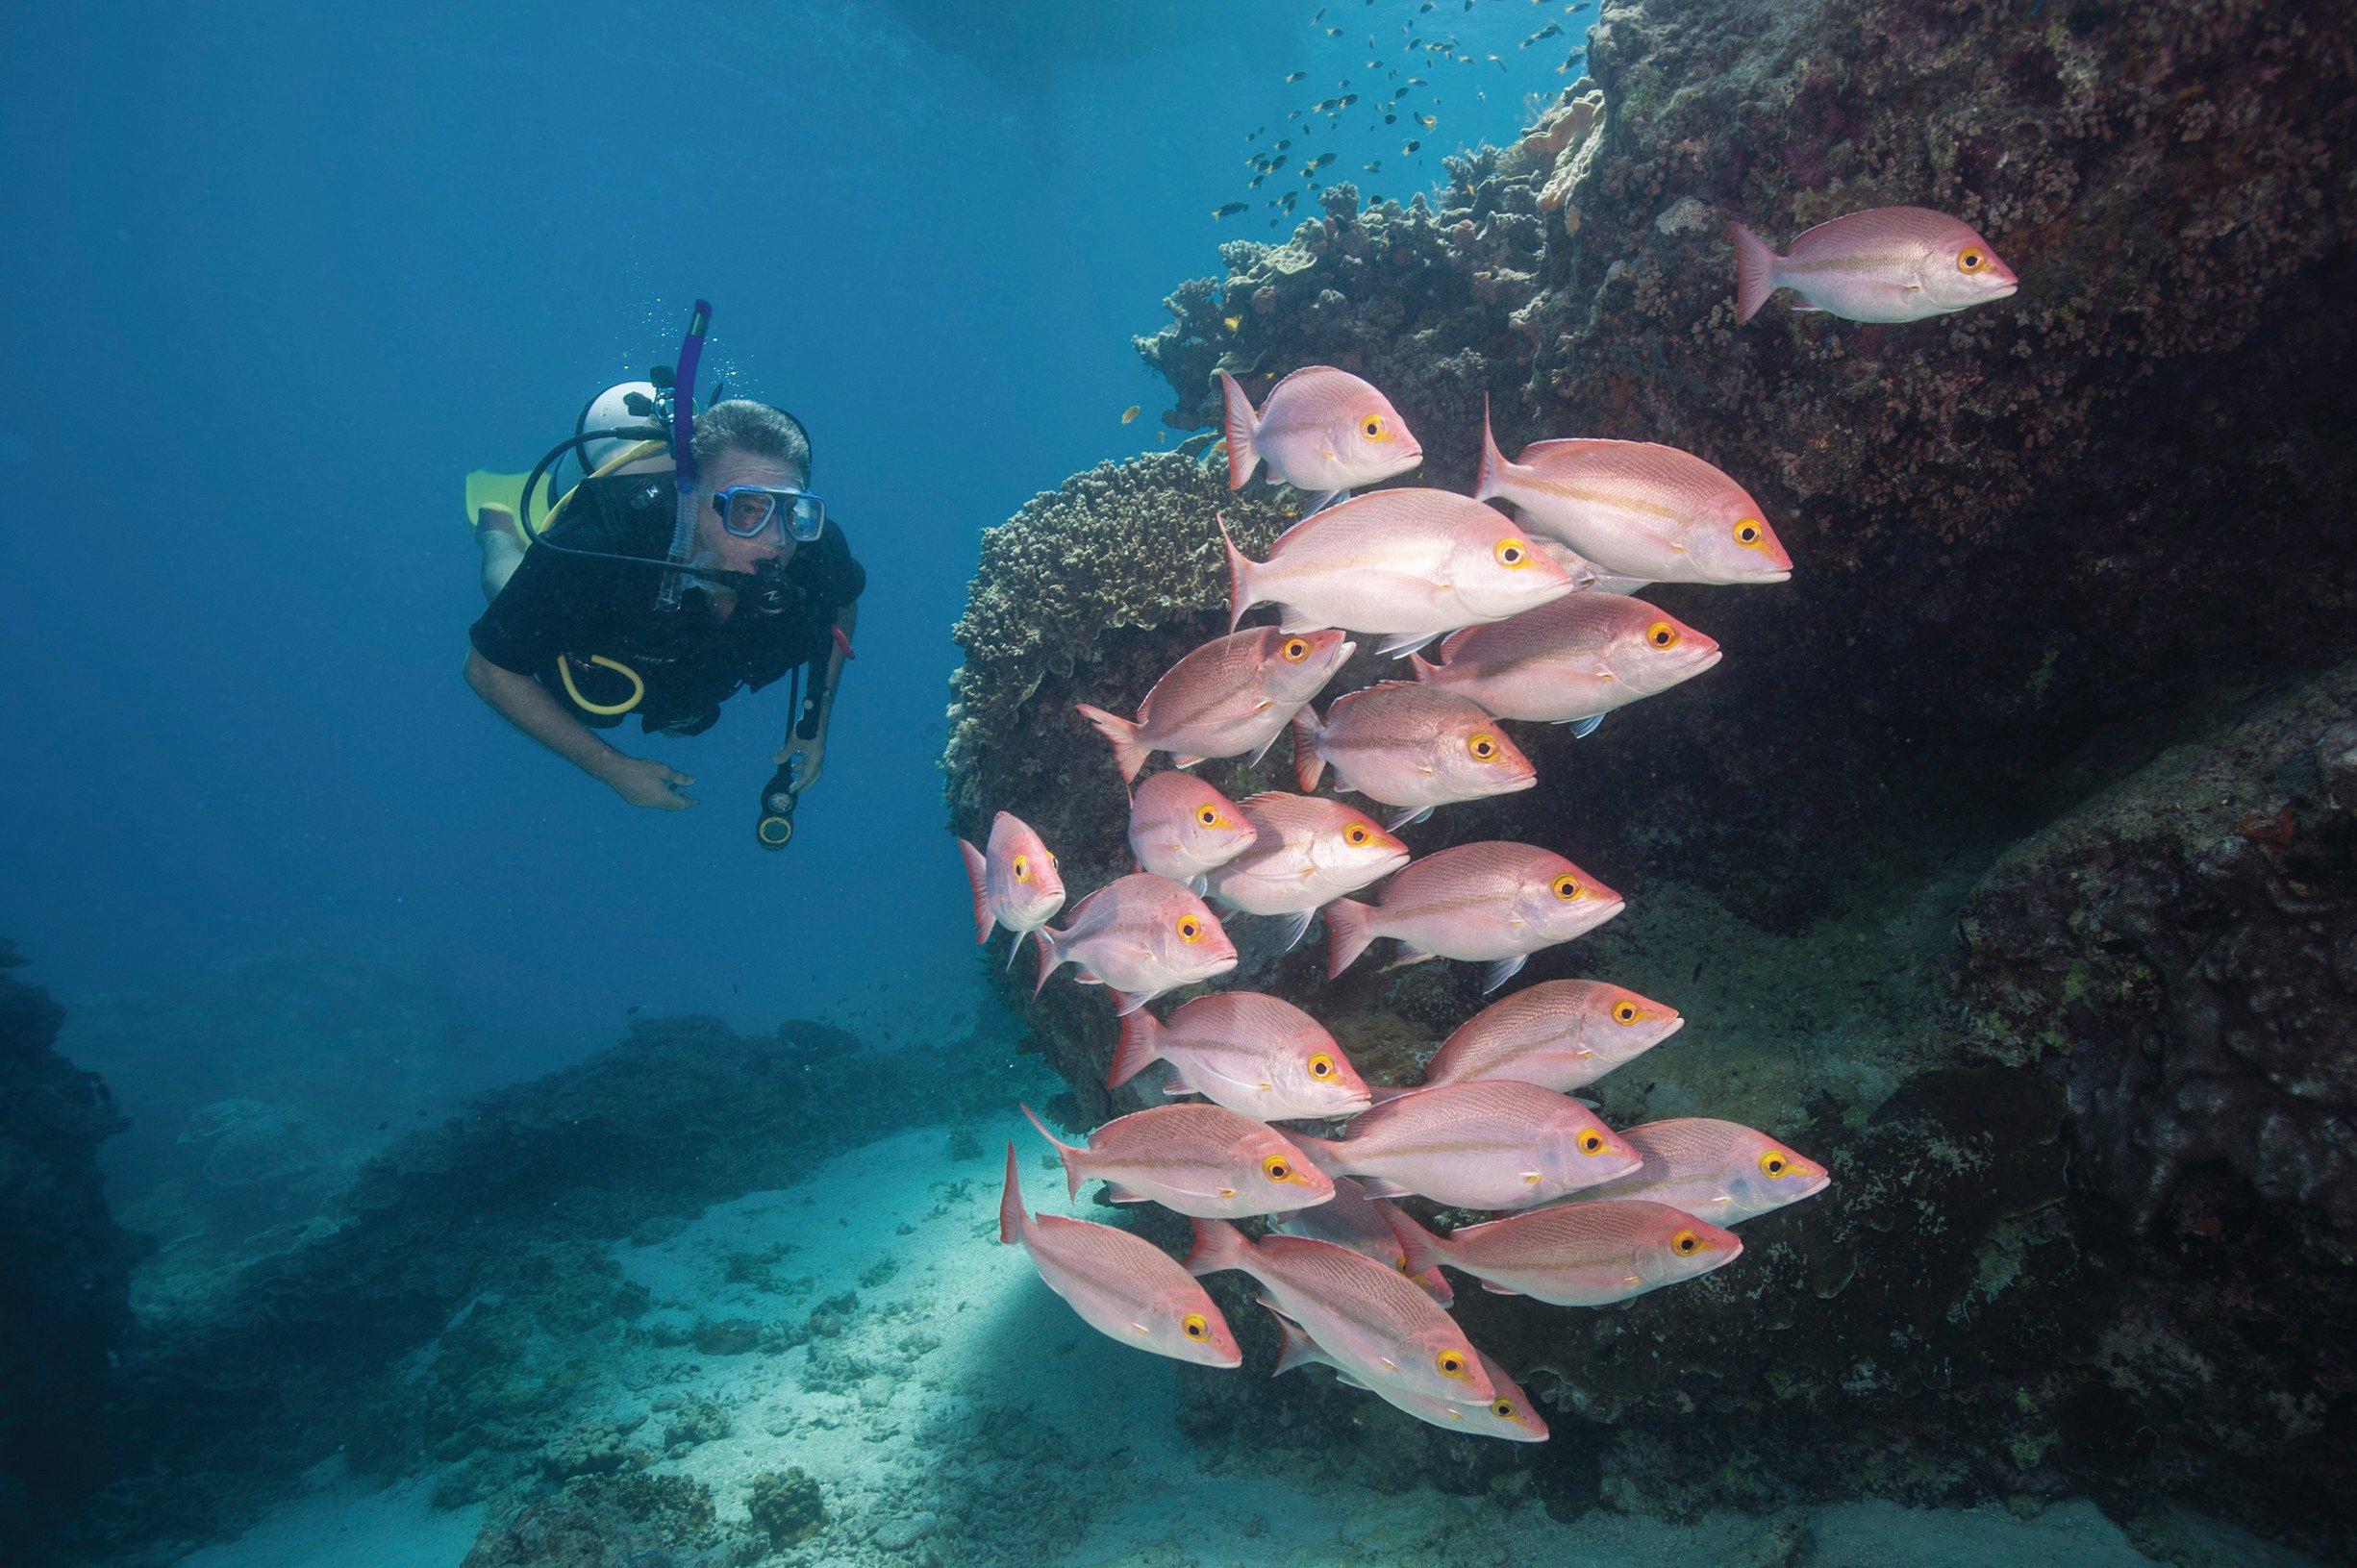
<box><xmin>464</xmin><ymin>303</ymin><xmax>861</xmax><ymax>848</ymax></box>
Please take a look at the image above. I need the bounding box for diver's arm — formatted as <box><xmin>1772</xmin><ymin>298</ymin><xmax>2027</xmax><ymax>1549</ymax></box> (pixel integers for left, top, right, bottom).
<box><xmin>776</xmin><ymin>601</ymin><xmax>857</xmax><ymax>792</ymax></box>
<box><xmin>464</xmin><ymin>649</ymin><xmax>697</xmax><ymax>810</ymax></box>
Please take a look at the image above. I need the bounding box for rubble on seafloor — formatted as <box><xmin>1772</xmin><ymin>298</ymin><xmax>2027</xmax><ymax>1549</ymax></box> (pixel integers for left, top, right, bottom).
<box><xmin>942</xmin><ymin>0</ymin><xmax>2357</xmax><ymax>1556</ymax></box>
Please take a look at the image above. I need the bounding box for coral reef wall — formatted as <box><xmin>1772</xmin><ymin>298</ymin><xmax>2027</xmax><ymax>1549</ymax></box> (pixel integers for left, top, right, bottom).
<box><xmin>0</xmin><ymin>942</ymin><xmax>144</xmax><ymax>1546</ymax></box>
<box><xmin>943</xmin><ymin>0</ymin><xmax>2357</xmax><ymax>1556</ymax></box>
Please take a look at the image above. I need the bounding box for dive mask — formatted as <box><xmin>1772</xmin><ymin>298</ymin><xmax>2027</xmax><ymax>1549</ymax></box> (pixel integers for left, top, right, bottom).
<box><xmin>712</xmin><ymin>484</ymin><xmax>826</xmax><ymax>543</ymax></box>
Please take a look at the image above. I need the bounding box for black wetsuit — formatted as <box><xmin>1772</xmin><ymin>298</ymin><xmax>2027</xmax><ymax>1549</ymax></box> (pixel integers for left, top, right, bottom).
<box><xmin>470</xmin><ymin>472</ymin><xmax>865</xmax><ymax>735</ymax></box>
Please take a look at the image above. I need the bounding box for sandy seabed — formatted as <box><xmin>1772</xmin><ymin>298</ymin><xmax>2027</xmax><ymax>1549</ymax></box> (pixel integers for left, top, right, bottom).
<box><xmin>171</xmin><ymin>1115</ymin><xmax>2207</xmax><ymax>1568</ymax></box>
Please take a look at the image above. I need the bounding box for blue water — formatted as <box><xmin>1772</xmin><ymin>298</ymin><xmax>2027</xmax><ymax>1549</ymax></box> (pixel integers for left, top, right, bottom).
<box><xmin>2</xmin><ymin>0</ymin><xmax>1550</xmax><ymax>1065</ymax></box>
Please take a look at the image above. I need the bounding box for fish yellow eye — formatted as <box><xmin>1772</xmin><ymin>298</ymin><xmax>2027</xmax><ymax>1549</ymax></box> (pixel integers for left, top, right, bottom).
<box><xmin>1280</xmin><ymin>636</ymin><xmax>1311</xmax><ymax>662</ymax></box>
<box><xmin>1578</xmin><ymin>1130</ymin><xmax>1608</xmax><ymax>1156</ymax></box>
<box><xmin>1343</xmin><ymin>822</ymin><xmax>1372</xmax><ymax>846</ymax></box>
<box><xmin>1182</xmin><ymin>1312</ymin><xmax>1210</xmax><ymax>1340</ymax></box>
<box><xmin>1646</xmin><ymin>621</ymin><xmax>1680</xmax><ymax>650</ymax></box>
<box><xmin>1760</xmin><ymin>1149</ymin><xmax>1793</xmax><ymax>1179</ymax></box>
<box><xmin>1491</xmin><ymin>1397</ymin><xmax>1517</xmax><ymax>1419</ymax></box>
<box><xmin>1734</xmin><ymin>519</ymin><xmax>1765</xmax><ymax>548</ymax></box>
<box><xmin>1493</xmin><ymin>537</ymin><xmax>1530</xmax><ymax>568</ymax></box>
<box><xmin>1467</xmin><ymin>731</ymin><xmax>1499</xmax><ymax>760</ymax></box>
<box><xmin>1361</xmin><ymin>413</ymin><xmax>1387</xmax><ymax>440</ymax></box>
<box><xmin>1262</xmin><ymin>1153</ymin><xmax>1294</xmax><ymax>1182</ymax></box>
<box><xmin>1958</xmin><ymin>247</ymin><xmax>1986</xmax><ymax>273</ymax></box>
<box><xmin>1176</xmin><ymin>914</ymin><xmax>1204</xmax><ymax>943</ymax></box>
<box><xmin>1437</xmin><ymin>1350</ymin><xmax>1468</xmax><ymax>1380</ymax></box>
<box><xmin>1309</xmin><ymin>1053</ymin><xmax>1336</xmax><ymax>1079</ymax></box>
<box><xmin>1011</xmin><ymin>853</ymin><xmax>1031</xmax><ymax>883</ymax></box>
<box><xmin>1550</xmin><ymin>873</ymin><xmax>1581</xmax><ymax>901</ymax></box>
<box><xmin>1612</xmin><ymin>999</ymin><xmax>1642</xmax><ymax>1025</ymax></box>
<box><xmin>1196</xmin><ymin>805</ymin><xmax>1223</xmax><ymax>828</ymax></box>
<box><xmin>1672</xmin><ymin>1229</ymin><xmax>1702</xmax><ymax>1256</ymax></box>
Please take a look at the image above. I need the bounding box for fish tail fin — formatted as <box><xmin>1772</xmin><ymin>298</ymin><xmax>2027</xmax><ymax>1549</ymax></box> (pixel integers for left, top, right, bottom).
<box><xmin>1183</xmin><ymin>1215</ymin><xmax>1252</xmax><ymax>1278</ymax></box>
<box><xmin>1405</xmin><ymin>650</ymin><xmax>1440</xmax><ymax>684</ymax></box>
<box><xmin>1324</xmin><ymin>897</ymin><xmax>1377</xmax><ymax>979</ymax></box>
<box><xmin>1217</xmin><ymin>511</ymin><xmax>1257</xmax><ymax>634</ymax></box>
<box><xmin>1729</xmin><ymin>220</ymin><xmax>1778</xmax><ymax>325</ymax></box>
<box><xmin>1474</xmin><ymin>392</ymin><xmax>1511</xmax><ymax>502</ymax></box>
<box><xmin>1106</xmin><ymin>1007</ymin><xmax>1165</xmax><ymax>1089</ymax></box>
<box><xmin>1218</xmin><ymin>371</ymin><xmax>1260</xmax><ymax>490</ymax></box>
<box><xmin>1019</xmin><ymin>1102</ymin><xmax>1086</xmax><ymax>1201</ymax></box>
<box><xmin>958</xmin><ymin>838</ymin><xmax>993</xmax><ymax>944</ymax></box>
<box><xmin>1378</xmin><ymin>1199</ymin><xmax>1450</xmax><ymax>1278</ymax></box>
<box><xmin>1291</xmin><ymin>704</ymin><xmax>1326</xmax><ymax>791</ymax></box>
<box><xmin>997</xmin><ymin>1143</ymin><xmax>1027</xmax><ymax>1244</ymax></box>
<box><xmin>1074</xmin><ymin>703</ymin><xmax>1149</xmax><ymax>784</ymax></box>
<box><xmin>1031</xmin><ymin>924</ymin><xmax>1067</xmax><ymax>997</ymax></box>
<box><xmin>1267</xmin><ymin>1309</ymin><xmax>1318</xmax><ymax>1378</ymax></box>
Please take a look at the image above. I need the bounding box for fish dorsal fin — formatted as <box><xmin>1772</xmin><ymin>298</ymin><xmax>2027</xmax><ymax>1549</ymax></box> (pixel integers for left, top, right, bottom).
<box><xmin>1264</xmin><ymin>363</ymin><xmax>1343</xmax><ymax>400</ymax></box>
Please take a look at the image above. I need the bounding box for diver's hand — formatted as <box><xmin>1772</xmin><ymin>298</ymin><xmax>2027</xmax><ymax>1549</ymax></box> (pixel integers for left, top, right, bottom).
<box><xmin>602</xmin><ymin>755</ymin><xmax>698</xmax><ymax>810</ymax></box>
<box><xmin>776</xmin><ymin>735</ymin><xmax>825</xmax><ymax>794</ymax></box>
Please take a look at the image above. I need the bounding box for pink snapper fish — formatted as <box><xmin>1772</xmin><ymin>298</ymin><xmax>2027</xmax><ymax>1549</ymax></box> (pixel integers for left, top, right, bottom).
<box><xmin>1203</xmin><ymin>792</ymin><xmax>1410</xmax><ymax>952</ymax></box>
<box><xmin>1324</xmin><ymin>840</ymin><xmax>1624</xmax><ymax>992</ymax></box>
<box><xmin>1408</xmin><ymin>593</ymin><xmax>1720</xmax><ymax>735</ymax></box>
<box><xmin>998</xmin><ymin>1145</ymin><xmax>1242</xmax><ymax>1367</ymax></box>
<box><xmin>1286</xmin><ymin>1079</ymin><xmax>1639</xmax><ymax>1209</ymax></box>
<box><xmin>1291</xmin><ymin>681</ymin><xmax>1536</xmax><ymax>828</ymax></box>
<box><xmin>1032</xmin><ymin>873</ymin><xmax>1238</xmax><ymax>1012</ymax></box>
<box><xmin>1475</xmin><ymin>407</ymin><xmax>1792</xmax><ymax>587</ymax></box>
<box><xmin>1562</xmin><ymin>1117</ymin><xmax>1830</xmax><ymax>1225</ymax></box>
<box><xmin>1218</xmin><ymin>494</ymin><xmax>1575</xmax><ymax>658</ymax></box>
<box><xmin>1185</xmin><ymin>1218</ymin><xmax>1495</xmax><ymax>1405</ymax></box>
<box><xmin>1108</xmin><ymin>990</ymin><xmax>1371</xmax><ymax>1122</ymax></box>
<box><xmin>957</xmin><ymin>811</ymin><xmax>1066</xmax><ymax>966</ymax></box>
<box><xmin>1268</xmin><ymin>1311</ymin><xmax>1546</xmax><ymax>1441</ymax></box>
<box><xmin>1393</xmin><ymin>1196</ymin><xmax>1742</xmax><ymax>1307</ymax></box>
<box><xmin>1020</xmin><ymin>1101</ymin><xmax>1334</xmax><ymax>1219</ymax></box>
<box><xmin>1390</xmin><ymin>979</ymin><xmax>1682</xmax><ymax>1097</ymax></box>
<box><xmin>1077</xmin><ymin>627</ymin><xmax>1355</xmax><ymax>784</ymax></box>
<box><xmin>1729</xmin><ymin>207</ymin><xmax>2018</xmax><ymax>325</ymax></box>
<box><xmin>1127</xmin><ymin>772</ymin><xmax>1258</xmax><ymax>889</ymax></box>
<box><xmin>1219</xmin><ymin>365</ymin><xmax>1422</xmax><ymax>510</ymax></box>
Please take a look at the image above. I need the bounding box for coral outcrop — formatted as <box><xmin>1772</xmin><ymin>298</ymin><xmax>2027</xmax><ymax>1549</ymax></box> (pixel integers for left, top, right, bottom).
<box><xmin>942</xmin><ymin>0</ymin><xmax>2357</xmax><ymax>1556</ymax></box>
<box><xmin>0</xmin><ymin>943</ymin><xmax>144</xmax><ymax>1549</ymax></box>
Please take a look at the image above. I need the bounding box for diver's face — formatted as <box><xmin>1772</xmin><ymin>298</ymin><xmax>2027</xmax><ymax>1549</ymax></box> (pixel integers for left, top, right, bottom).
<box><xmin>695</xmin><ymin>448</ymin><xmax>808</xmax><ymax>573</ymax></box>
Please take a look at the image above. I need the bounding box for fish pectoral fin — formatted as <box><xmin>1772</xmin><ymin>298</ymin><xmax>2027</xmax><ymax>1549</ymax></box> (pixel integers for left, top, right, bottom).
<box><xmin>1171</xmin><ymin>755</ymin><xmax>1207</xmax><ymax>769</ymax></box>
<box><xmin>1480</xmin><ymin>1280</ymin><xmax>1524</xmax><ymax>1296</ymax></box>
<box><xmin>1276</xmin><ymin>908</ymin><xmax>1316</xmax><ymax>954</ymax></box>
<box><xmin>1336</xmin><ymin>1373</ymin><xmax>1372</xmax><ymax>1391</ymax></box>
<box><xmin>1481</xmin><ymin>955</ymin><xmax>1529</xmax><ymax>992</ymax></box>
<box><xmin>1102</xmin><ymin>1184</ymin><xmax>1155</xmax><ymax>1204</ymax></box>
<box><xmin>1357</xmin><ymin>1178</ymin><xmax>1415</xmax><ymax>1199</ymax></box>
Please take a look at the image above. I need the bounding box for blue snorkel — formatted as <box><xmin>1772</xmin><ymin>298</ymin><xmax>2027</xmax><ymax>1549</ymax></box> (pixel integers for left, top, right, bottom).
<box><xmin>655</xmin><ymin>298</ymin><xmax>714</xmax><ymax>611</ymax></box>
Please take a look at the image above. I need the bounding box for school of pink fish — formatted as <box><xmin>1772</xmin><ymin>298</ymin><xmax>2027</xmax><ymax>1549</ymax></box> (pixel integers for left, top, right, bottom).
<box><xmin>960</xmin><ymin>207</ymin><xmax>2010</xmax><ymax>1431</ymax></box>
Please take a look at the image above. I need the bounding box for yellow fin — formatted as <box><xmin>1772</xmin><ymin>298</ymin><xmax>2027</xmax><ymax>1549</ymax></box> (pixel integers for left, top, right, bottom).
<box><xmin>463</xmin><ymin>469</ymin><xmax>555</xmax><ymax>536</ymax></box>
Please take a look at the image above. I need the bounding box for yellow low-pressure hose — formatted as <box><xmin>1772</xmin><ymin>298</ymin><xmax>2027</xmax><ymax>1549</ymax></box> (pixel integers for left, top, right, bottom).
<box><xmin>557</xmin><ymin>653</ymin><xmax>647</xmax><ymax>716</ymax></box>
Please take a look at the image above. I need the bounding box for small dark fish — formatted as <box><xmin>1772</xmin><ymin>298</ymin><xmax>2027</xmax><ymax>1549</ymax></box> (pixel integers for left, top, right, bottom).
<box><xmin>1276</xmin><ymin>137</ymin><xmax>1292</xmax><ymax>150</ymax></box>
<box><xmin>1289</xmin><ymin>109</ymin><xmax>1304</xmax><ymax>120</ymax></box>
<box><xmin>1523</xmin><ymin>22</ymin><xmax>1563</xmax><ymax>43</ymax></box>
<box><xmin>1364</xmin><ymin>160</ymin><xmax>1383</xmax><ymax>172</ymax></box>
<box><xmin>1213</xmin><ymin>202</ymin><xmax>1248</xmax><ymax>220</ymax></box>
<box><xmin>1304</xmin><ymin>153</ymin><xmax>1336</xmax><ymax>173</ymax></box>
<box><xmin>376</xmin><ymin>1121</ymin><xmax>389</xmax><ymax>1131</ymax></box>
<box><xmin>1384</xmin><ymin>112</ymin><xmax>1397</xmax><ymax>124</ymax></box>
<box><xmin>1692</xmin><ymin>958</ymin><xmax>1705</xmax><ymax>981</ymax></box>
<box><xmin>627</xmin><ymin>1004</ymin><xmax>642</xmax><ymax>1014</ymax></box>
<box><xmin>1286</xmin><ymin>69</ymin><xmax>1307</xmax><ymax>83</ymax></box>
<box><xmin>1268</xmin><ymin>154</ymin><xmax>1289</xmax><ymax>171</ymax></box>
<box><xmin>1392</xmin><ymin>86</ymin><xmax>1409</xmax><ymax>97</ymax></box>
<box><xmin>1327</xmin><ymin>25</ymin><xmax>1344</xmax><ymax>37</ymax></box>
<box><xmin>1249</xmin><ymin>173</ymin><xmax>1268</xmax><ymax>188</ymax></box>
<box><xmin>1339</xmin><ymin>93</ymin><xmax>1359</xmax><ymax>107</ymax></box>
<box><xmin>1403</xmin><ymin>139</ymin><xmax>1421</xmax><ymax>152</ymax></box>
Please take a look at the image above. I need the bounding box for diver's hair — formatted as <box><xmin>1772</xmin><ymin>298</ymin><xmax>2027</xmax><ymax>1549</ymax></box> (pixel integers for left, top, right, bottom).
<box><xmin>690</xmin><ymin>399</ymin><xmax>811</xmax><ymax>483</ymax></box>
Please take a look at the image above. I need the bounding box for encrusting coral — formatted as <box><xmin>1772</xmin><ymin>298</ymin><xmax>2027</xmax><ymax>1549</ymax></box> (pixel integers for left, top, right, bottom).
<box><xmin>942</xmin><ymin>0</ymin><xmax>2357</xmax><ymax>1555</ymax></box>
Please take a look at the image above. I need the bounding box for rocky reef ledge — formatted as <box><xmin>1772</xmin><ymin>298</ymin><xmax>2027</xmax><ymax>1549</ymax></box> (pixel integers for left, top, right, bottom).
<box><xmin>0</xmin><ymin>942</ymin><xmax>144</xmax><ymax>1551</ymax></box>
<box><xmin>943</xmin><ymin>0</ymin><xmax>2357</xmax><ymax>1556</ymax></box>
